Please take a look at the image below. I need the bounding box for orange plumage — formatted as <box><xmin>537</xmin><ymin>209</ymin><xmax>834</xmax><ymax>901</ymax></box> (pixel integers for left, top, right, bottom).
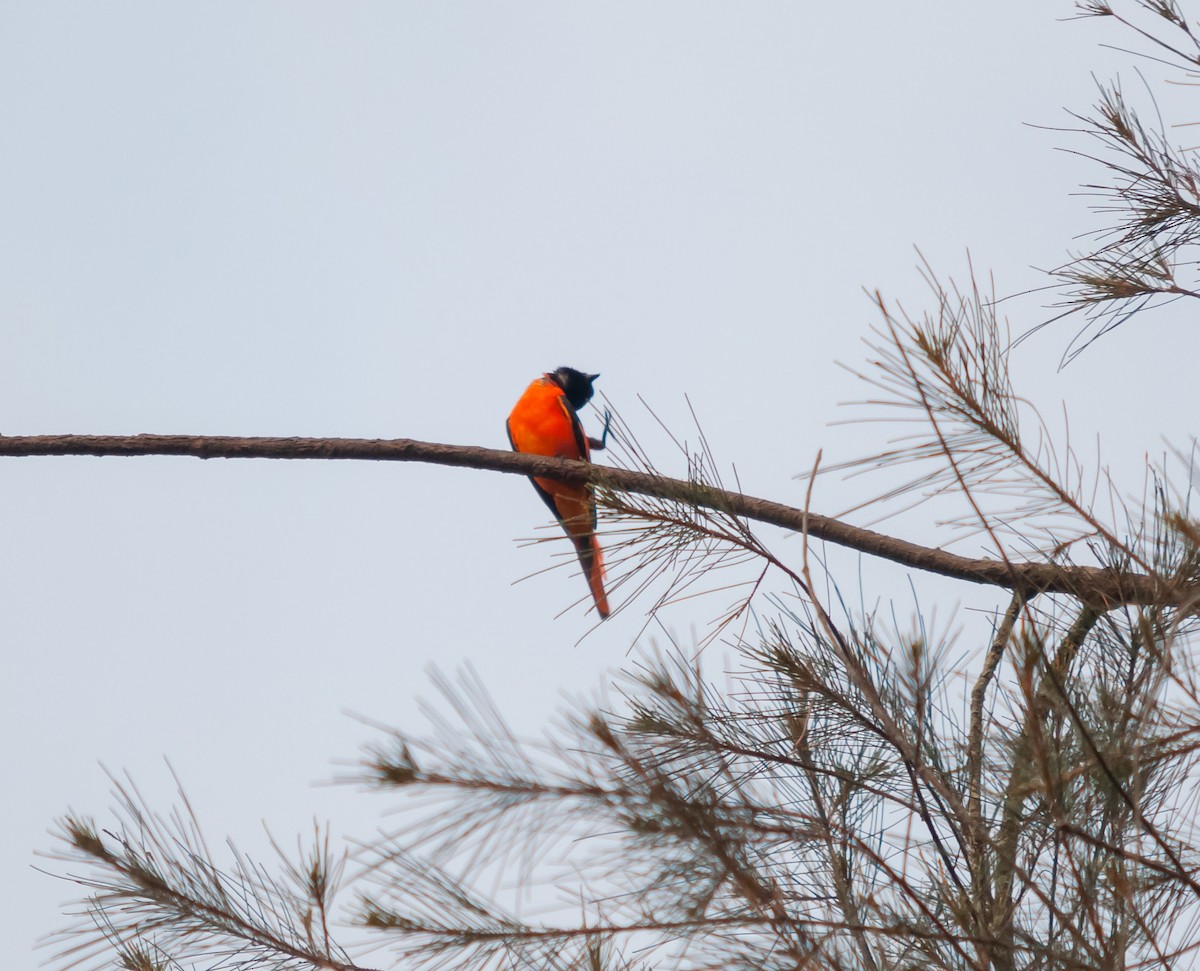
<box><xmin>507</xmin><ymin>368</ymin><xmax>610</xmax><ymax>619</ymax></box>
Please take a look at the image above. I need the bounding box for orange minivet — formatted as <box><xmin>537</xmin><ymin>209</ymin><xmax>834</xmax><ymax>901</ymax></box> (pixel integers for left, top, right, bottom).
<box><xmin>507</xmin><ymin>367</ymin><xmax>610</xmax><ymax>619</ymax></box>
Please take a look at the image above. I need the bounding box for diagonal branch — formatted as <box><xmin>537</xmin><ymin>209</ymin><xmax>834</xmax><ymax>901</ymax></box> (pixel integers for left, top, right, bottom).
<box><xmin>0</xmin><ymin>433</ymin><xmax>1192</xmax><ymax>608</ymax></box>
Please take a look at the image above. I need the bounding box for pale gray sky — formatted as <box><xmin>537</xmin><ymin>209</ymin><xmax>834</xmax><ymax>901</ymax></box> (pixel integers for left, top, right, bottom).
<box><xmin>2</xmin><ymin>2</ymin><xmax>1195</xmax><ymax>964</ymax></box>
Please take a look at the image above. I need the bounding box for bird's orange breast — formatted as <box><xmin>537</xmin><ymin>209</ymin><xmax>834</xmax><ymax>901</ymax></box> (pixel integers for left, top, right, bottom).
<box><xmin>507</xmin><ymin>377</ymin><xmax>589</xmax><ymax>462</ymax></box>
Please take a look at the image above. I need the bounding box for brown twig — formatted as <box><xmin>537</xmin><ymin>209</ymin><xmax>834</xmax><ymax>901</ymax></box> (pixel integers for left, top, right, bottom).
<box><xmin>0</xmin><ymin>433</ymin><xmax>1190</xmax><ymax>607</ymax></box>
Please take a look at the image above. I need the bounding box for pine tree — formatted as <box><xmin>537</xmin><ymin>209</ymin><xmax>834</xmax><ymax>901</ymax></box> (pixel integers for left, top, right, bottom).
<box><xmin>37</xmin><ymin>4</ymin><xmax>1200</xmax><ymax>969</ymax></box>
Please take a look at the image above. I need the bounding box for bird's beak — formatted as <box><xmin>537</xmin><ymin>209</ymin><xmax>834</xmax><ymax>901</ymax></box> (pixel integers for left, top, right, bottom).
<box><xmin>590</xmin><ymin>373</ymin><xmax>601</xmax><ymax>382</ymax></box>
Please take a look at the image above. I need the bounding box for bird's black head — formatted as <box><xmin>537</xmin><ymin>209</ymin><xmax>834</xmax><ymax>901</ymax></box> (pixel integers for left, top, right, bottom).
<box><xmin>549</xmin><ymin>366</ymin><xmax>600</xmax><ymax>411</ymax></box>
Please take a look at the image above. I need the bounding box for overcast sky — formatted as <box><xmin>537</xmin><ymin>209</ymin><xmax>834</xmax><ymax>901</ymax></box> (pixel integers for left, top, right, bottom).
<box><xmin>2</xmin><ymin>2</ymin><xmax>1196</xmax><ymax>965</ymax></box>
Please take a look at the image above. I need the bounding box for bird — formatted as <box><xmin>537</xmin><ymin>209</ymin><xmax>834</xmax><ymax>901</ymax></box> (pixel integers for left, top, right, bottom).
<box><xmin>507</xmin><ymin>367</ymin><xmax>611</xmax><ymax>619</ymax></box>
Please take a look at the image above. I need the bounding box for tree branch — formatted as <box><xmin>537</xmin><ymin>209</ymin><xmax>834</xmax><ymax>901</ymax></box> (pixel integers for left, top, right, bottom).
<box><xmin>0</xmin><ymin>433</ymin><xmax>1189</xmax><ymax>607</ymax></box>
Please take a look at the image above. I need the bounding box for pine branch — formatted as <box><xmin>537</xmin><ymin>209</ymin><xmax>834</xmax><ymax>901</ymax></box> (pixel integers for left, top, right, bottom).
<box><xmin>0</xmin><ymin>433</ymin><xmax>1192</xmax><ymax>608</ymax></box>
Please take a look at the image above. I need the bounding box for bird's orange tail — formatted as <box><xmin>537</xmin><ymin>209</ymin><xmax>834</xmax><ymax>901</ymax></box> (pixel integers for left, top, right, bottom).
<box><xmin>573</xmin><ymin>534</ymin><xmax>611</xmax><ymax>619</ymax></box>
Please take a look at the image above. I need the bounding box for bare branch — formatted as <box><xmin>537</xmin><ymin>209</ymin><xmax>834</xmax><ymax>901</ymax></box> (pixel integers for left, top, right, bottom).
<box><xmin>0</xmin><ymin>432</ymin><xmax>1192</xmax><ymax>608</ymax></box>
